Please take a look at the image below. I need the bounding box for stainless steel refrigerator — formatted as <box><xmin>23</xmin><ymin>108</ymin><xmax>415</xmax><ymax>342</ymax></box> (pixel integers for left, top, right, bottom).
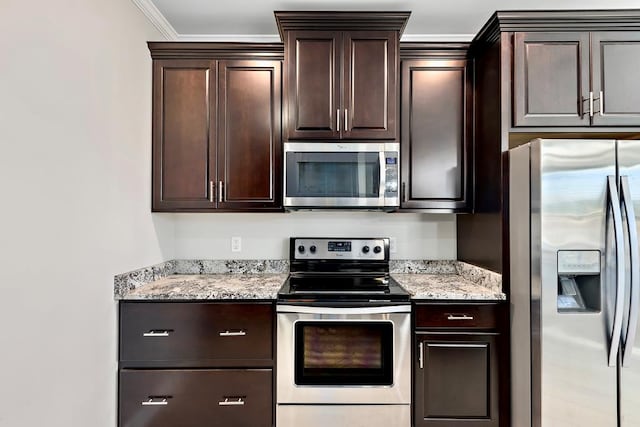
<box><xmin>510</xmin><ymin>139</ymin><xmax>640</xmax><ymax>426</ymax></box>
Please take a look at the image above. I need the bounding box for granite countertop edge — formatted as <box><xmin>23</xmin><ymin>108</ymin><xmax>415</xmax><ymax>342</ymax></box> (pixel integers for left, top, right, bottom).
<box><xmin>114</xmin><ymin>259</ymin><xmax>506</xmax><ymax>301</ymax></box>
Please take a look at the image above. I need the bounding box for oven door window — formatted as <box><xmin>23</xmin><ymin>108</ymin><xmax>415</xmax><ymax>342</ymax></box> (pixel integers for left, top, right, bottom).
<box><xmin>286</xmin><ymin>152</ymin><xmax>381</xmax><ymax>198</ymax></box>
<box><xmin>294</xmin><ymin>321</ymin><xmax>393</xmax><ymax>386</ymax></box>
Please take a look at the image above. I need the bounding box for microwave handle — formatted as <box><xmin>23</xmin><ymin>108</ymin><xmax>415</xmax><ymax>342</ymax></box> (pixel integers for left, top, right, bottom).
<box><xmin>379</xmin><ymin>151</ymin><xmax>386</xmax><ymax>200</ymax></box>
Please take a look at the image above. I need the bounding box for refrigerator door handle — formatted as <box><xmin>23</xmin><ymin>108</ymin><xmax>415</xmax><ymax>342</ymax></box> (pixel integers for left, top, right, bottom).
<box><xmin>608</xmin><ymin>175</ymin><xmax>626</xmax><ymax>367</ymax></box>
<box><xmin>621</xmin><ymin>176</ymin><xmax>639</xmax><ymax>367</ymax></box>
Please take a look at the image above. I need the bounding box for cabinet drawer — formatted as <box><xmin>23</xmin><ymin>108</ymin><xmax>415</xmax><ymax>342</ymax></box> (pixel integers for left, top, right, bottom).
<box><xmin>119</xmin><ymin>302</ymin><xmax>273</xmax><ymax>367</ymax></box>
<box><xmin>119</xmin><ymin>369</ymin><xmax>272</xmax><ymax>427</ymax></box>
<box><xmin>415</xmin><ymin>303</ymin><xmax>500</xmax><ymax>330</ymax></box>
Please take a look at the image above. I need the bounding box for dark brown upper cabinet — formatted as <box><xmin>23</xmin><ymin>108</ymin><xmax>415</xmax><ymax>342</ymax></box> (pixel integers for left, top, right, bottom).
<box><xmin>400</xmin><ymin>44</ymin><xmax>472</xmax><ymax>212</ymax></box>
<box><xmin>591</xmin><ymin>32</ymin><xmax>640</xmax><ymax>126</ymax></box>
<box><xmin>152</xmin><ymin>59</ymin><xmax>216</xmax><ymax>211</ymax></box>
<box><xmin>514</xmin><ymin>30</ymin><xmax>640</xmax><ymax>127</ymax></box>
<box><xmin>458</xmin><ymin>11</ymin><xmax>640</xmax><ymax>274</ymax></box>
<box><xmin>276</xmin><ymin>11</ymin><xmax>410</xmax><ymax>141</ymax></box>
<box><xmin>149</xmin><ymin>44</ymin><xmax>283</xmax><ymax>212</ymax></box>
<box><xmin>217</xmin><ymin>60</ymin><xmax>282</xmax><ymax>210</ymax></box>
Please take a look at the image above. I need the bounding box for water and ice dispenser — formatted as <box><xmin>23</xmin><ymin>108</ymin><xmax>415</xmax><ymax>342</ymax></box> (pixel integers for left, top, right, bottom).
<box><xmin>557</xmin><ymin>250</ymin><xmax>602</xmax><ymax>312</ymax></box>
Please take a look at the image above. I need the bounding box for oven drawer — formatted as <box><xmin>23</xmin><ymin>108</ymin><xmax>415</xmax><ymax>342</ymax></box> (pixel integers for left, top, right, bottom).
<box><xmin>119</xmin><ymin>369</ymin><xmax>272</xmax><ymax>427</ymax></box>
<box><xmin>119</xmin><ymin>302</ymin><xmax>273</xmax><ymax>367</ymax></box>
<box><xmin>414</xmin><ymin>303</ymin><xmax>501</xmax><ymax>330</ymax></box>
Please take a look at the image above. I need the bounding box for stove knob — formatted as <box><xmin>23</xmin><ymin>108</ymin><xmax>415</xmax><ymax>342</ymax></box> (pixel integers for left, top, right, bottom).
<box><xmin>362</xmin><ymin>246</ymin><xmax>370</xmax><ymax>254</ymax></box>
<box><xmin>298</xmin><ymin>245</ymin><xmax>305</xmax><ymax>254</ymax></box>
<box><xmin>373</xmin><ymin>246</ymin><xmax>382</xmax><ymax>254</ymax></box>
<box><xmin>309</xmin><ymin>245</ymin><xmax>317</xmax><ymax>254</ymax></box>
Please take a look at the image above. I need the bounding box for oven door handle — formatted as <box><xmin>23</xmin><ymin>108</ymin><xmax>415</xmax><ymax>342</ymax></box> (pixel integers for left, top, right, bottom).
<box><xmin>276</xmin><ymin>304</ymin><xmax>411</xmax><ymax>315</ymax></box>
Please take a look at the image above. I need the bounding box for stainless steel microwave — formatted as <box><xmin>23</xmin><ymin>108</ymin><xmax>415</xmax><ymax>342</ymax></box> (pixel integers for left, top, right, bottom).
<box><xmin>283</xmin><ymin>142</ymin><xmax>399</xmax><ymax>209</ymax></box>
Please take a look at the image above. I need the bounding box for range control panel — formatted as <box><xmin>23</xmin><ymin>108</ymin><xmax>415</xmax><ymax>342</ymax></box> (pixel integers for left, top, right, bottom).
<box><xmin>293</xmin><ymin>238</ymin><xmax>388</xmax><ymax>260</ymax></box>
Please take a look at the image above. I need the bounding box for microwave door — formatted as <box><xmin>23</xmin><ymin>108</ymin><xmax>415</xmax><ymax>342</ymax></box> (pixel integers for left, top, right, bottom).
<box><xmin>284</xmin><ymin>150</ymin><xmax>384</xmax><ymax>208</ymax></box>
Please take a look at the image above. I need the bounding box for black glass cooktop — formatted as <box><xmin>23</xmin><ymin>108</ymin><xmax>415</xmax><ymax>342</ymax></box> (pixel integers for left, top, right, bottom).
<box><xmin>278</xmin><ymin>273</ymin><xmax>410</xmax><ymax>302</ymax></box>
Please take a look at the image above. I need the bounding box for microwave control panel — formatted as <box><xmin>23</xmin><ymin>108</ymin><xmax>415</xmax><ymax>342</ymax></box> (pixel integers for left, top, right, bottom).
<box><xmin>384</xmin><ymin>152</ymin><xmax>399</xmax><ymax>198</ymax></box>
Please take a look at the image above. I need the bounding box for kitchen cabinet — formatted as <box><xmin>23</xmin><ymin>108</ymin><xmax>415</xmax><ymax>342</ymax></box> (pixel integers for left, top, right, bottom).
<box><xmin>400</xmin><ymin>44</ymin><xmax>472</xmax><ymax>211</ymax></box>
<box><xmin>591</xmin><ymin>32</ymin><xmax>640</xmax><ymax>126</ymax></box>
<box><xmin>457</xmin><ymin>11</ymin><xmax>640</xmax><ymax>275</ymax></box>
<box><xmin>119</xmin><ymin>369</ymin><xmax>272</xmax><ymax>427</ymax></box>
<box><xmin>276</xmin><ymin>12</ymin><xmax>410</xmax><ymax>141</ymax></box>
<box><xmin>513</xmin><ymin>31</ymin><xmax>640</xmax><ymax>127</ymax></box>
<box><xmin>118</xmin><ymin>301</ymin><xmax>274</xmax><ymax>427</ymax></box>
<box><xmin>413</xmin><ymin>303</ymin><xmax>506</xmax><ymax>427</ymax></box>
<box><xmin>149</xmin><ymin>44</ymin><xmax>282</xmax><ymax>212</ymax></box>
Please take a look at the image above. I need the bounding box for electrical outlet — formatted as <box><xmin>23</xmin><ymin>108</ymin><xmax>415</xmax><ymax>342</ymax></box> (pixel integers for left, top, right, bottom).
<box><xmin>231</xmin><ymin>236</ymin><xmax>242</xmax><ymax>252</ymax></box>
<box><xmin>389</xmin><ymin>237</ymin><xmax>397</xmax><ymax>254</ymax></box>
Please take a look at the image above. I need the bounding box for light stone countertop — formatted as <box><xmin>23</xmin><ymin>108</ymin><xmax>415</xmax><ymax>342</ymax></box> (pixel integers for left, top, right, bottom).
<box><xmin>393</xmin><ymin>274</ymin><xmax>505</xmax><ymax>300</ymax></box>
<box><xmin>117</xmin><ymin>274</ymin><xmax>287</xmax><ymax>300</ymax></box>
<box><xmin>114</xmin><ymin>259</ymin><xmax>505</xmax><ymax>301</ymax></box>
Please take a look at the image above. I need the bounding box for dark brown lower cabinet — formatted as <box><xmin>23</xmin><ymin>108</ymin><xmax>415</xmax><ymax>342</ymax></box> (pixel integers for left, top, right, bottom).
<box><xmin>118</xmin><ymin>302</ymin><xmax>275</xmax><ymax>427</ymax></box>
<box><xmin>414</xmin><ymin>332</ymin><xmax>500</xmax><ymax>427</ymax></box>
<box><xmin>119</xmin><ymin>369</ymin><xmax>272</xmax><ymax>427</ymax></box>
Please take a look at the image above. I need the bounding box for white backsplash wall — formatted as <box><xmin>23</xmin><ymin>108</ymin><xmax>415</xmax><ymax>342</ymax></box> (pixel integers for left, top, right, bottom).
<box><xmin>171</xmin><ymin>212</ymin><xmax>456</xmax><ymax>260</ymax></box>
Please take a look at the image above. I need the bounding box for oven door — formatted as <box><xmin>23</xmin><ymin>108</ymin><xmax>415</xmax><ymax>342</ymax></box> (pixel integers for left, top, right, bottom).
<box><xmin>276</xmin><ymin>304</ymin><xmax>411</xmax><ymax>404</ymax></box>
<box><xmin>283</xmin><ymin>142</ymin><xmax>399</xmax><ymax>208</ymax></box>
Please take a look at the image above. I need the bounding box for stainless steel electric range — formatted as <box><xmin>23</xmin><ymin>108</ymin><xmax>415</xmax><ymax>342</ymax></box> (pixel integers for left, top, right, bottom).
<box><xmin>276</xmin><ymin>237</ymin><xmax>411</xmax><ymax>427</ymax></box>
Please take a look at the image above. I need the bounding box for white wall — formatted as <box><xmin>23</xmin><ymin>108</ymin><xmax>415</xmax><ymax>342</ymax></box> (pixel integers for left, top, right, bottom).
<box><xmin>0</xmin><ymin>1</ymin><xmax>171</xmax><ymax>426</ymax></box>
<box><xmin>173</xmin><ymin>212</ymin><xmax>457</xmax><ymax>259</ymax></box>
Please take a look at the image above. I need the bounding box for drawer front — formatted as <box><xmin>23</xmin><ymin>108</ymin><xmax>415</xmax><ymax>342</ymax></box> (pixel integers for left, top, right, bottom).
<box><xmin>415</xmin><ymin>303</ymin><xmax>500</xmax><ymax>329</ymax></box>
<box><xmin>120</xmin><ymin>302</ymin><xmax>273</xmax><ymax>366</ymax></box>
<box><xmin>119</xmin><ymin>369</ymin><xmax>272</xmax><ymax>427</ymax></box>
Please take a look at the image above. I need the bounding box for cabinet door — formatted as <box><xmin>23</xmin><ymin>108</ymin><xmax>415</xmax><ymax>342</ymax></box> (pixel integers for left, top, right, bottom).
<box><xmin>217</xmin><ymin>60</ymin><xmax>282</xmax><ymax>210</ymax></box>
<box><xmin>400</xmin><ymin>59</ymin><xmax>471</xmax><ymax>211</ymax></box>
<box><xmin>152</xmin><ymin>60</ymin><xmax>216</xmax><ymax>211</ymax></box>
<box><xmin>119</xmin><ymin>369</ymin><xmax>272</xmax><ymax>427</ymax></box>
<box><xmin>285</xmin><ymin>30</ymin><xmax>341</xmax><ymax>140</ymax></box>
<box><xmin>415</xmin><ymin>333</ymin><xmax>499</xmax><ymax>427</ymax></box>
<box><xmin>513</xmin><ymin>32</ymin><xmax>590</xmax><ymax>127</ymax></box>
<box><xmin>343</xmin><ymin>31</ymin><xmax>397</xmax><ymax>139</ymax></box>
<box><xmin>591</xmin><ymin>32</ymin><xmax>640</xmax><ymax>126</ymax></box>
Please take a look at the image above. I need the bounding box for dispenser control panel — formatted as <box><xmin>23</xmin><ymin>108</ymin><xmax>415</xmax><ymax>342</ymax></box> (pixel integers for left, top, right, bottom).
<box><xmin>557</xmin><ymin>250</ymin><xmax>600</xmax><ymax>275</ymax></box>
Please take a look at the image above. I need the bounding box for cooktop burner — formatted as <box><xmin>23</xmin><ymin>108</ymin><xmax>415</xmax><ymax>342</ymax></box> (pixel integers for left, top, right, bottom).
<box><xmin>277</xmin><ymin>237</ymin><xmax>410</xmax><ymax>304</ymax></box>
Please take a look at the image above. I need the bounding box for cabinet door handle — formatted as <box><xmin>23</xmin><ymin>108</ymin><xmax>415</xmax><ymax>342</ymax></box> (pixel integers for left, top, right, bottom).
<box><xmin>401</xmin><ymin>182</ymin><xmax>407</xmax><ymax>203</ymax></box>
<box><xmin>337</xmin><ymin>109</ymin><xmax>340</xmax><ymax>132</ymax></box>
<box><xmin>219</xmin><ymin>397</ymin><xmax>245</xmax><ymax>406</ymax></box>
<box><xmin>209</xmin><ymin>180</ymin><xmax>215</xmax><ymax>203</ymax></box>
<box><xmin>599</xmin><ymin>90</ymin><xmax>604</xmax><ymax>116</ymax></box>
<box><xmin>218</xmin><ymin>181</ymin><xmax>224</xmax><ymax>203</ymax></box>
<box><xmin>589</xmin><ymin>91</ymin><xmax>594</xmax><ymax>118</ymax></box>
<box><xmin>447</xmin><ymin>314</ymin><xmax>474</xmax><ymax>321</ymax></box>
<box><xmin>141</xmin><ymin>397</ymin><xmax>170</xmax><ymax>406</ymax></box>
<box><xmin>344</xmin><ymin>108</ymin><xmax>348</xmax><ymax>131</ymax></box>
<box><xmin>219</xmin><ymin>330</ymin><xmax>246</xmax><ymax>337</ymax></box>
<box><xmin>418</xmin><ymin>342</ymin><xmax>424</xmax><ymax>369</ymax></box>
<box><xmin>142</xmin><ymin>330</ymin><xmax>171</xmax><ymax>337</ymax></box>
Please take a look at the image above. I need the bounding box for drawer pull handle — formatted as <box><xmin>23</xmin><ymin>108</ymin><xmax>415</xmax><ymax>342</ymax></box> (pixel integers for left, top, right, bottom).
<box><xmin>219</xmin><ymin>330</ymin><xmax>246</xmax><ymax>337</ymax></box>
<box><xmin>143</xmin><ymin>330</ymin><xmax>171</xmax><ymax>337</ymax></box>
<box><xmin>447</xmin><ymin>314</ymin><xmax>474</xmax><ymax>321</ymax></box>
<box><xmin>219</xmin><ymin>397</ymin><xmax>245</xmax><ymax>406</ymax></box>
<box><xmin>141</xmin><ymin>397</ymin><xmax>169</xmax><ymax>406</ymax></box>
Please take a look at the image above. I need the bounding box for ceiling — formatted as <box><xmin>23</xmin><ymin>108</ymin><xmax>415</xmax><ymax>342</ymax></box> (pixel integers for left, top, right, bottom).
<box><xmin>137</xmin><ymin>0</ymin><xmax>640</xmax><ymax>41</ymax></box>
